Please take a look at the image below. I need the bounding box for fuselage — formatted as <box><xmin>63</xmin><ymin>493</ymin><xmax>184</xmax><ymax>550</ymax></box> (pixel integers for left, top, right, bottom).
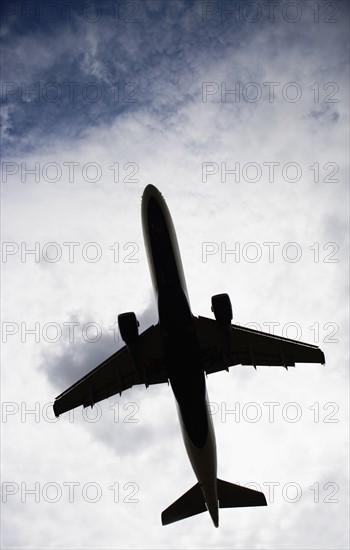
<box><xmin>141</xmin><ymin>184</ymin><xmax>219</xmax><ymax>527</ymax></box>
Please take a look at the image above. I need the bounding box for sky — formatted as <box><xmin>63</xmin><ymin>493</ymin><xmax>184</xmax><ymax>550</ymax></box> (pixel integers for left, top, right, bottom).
<box><xmin>0</xmin><ymin>0</ymin><xmax>349</xmax><ymax>548</ymax></box>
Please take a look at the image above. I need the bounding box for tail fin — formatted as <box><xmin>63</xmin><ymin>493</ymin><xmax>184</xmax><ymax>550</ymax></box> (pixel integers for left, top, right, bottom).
<box><xmin>217</xmin><ymin>478</ymin><xmax>267</xmax><ymax>508</ymax></box>
<box><xmin>161</xmin><ymin>483</ymin><xmax>206</xmax><ymax>525</ymax></box>
<box><xmin>161</xmin><ymin>480</ymin><xmax>266</xmax><ymax>526</ymax></box>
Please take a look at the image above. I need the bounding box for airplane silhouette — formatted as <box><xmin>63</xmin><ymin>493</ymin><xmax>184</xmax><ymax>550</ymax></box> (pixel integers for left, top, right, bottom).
<box><xmin>53</xmin><ymin>184</ymin><xmax>325</xmax><ymax>527</ymax></box>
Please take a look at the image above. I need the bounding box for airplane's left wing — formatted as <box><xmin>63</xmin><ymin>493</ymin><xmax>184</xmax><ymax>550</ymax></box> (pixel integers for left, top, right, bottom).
<box><xmin>194</xmin><ymin>316</ymin><xmax>325</xmax><ymax>374</ymax></box>
<box><xmin>53</xmin><ymin>324</ymin><xmax>167</xmax><ymax>417</ymax></box>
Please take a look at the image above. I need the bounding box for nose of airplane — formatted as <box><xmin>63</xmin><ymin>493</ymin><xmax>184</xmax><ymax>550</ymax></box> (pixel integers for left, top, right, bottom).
<box><xmin>142</xmin><ymin>184</ymin><xmax>162</xmax><ymax>202</ymax></box>
<box><xmin>141</xmin><ymin>185</ymin><xmax>166</xmax><ymax>230</ymax></box>
<box><xmin>142</xmin><ymin>184</ymin><xmax>159</xmax><ymax>224</ymax></box>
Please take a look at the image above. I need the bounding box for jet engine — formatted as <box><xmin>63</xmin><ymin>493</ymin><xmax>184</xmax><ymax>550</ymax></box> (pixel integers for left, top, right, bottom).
<box><xmin>211</xmin><ymin>293</ymin><xmax>233</xmax><ymax>325</ymax></box>
<box><xmin>118</xmin><ymin>312</ymin><xmax>139</xmax><ymax>347</ymax></box>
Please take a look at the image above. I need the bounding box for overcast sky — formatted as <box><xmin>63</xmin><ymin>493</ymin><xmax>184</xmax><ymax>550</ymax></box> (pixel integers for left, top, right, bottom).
<box><xmin>1</xmin><ymin>0</ymin><xmax>349</xmax><ymax>549</ymax></box>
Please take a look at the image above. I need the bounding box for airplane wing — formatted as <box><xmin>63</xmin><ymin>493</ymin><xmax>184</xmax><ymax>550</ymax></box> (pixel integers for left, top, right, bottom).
<box><xmin>193</xmin><ymin>316</ymin><xmax>325</xmax><ymax>374</ymax></box>
<box><xmin>53</xmin><ymin>324</ymin><xmax>167</xmax><ymax>417</ymax></box>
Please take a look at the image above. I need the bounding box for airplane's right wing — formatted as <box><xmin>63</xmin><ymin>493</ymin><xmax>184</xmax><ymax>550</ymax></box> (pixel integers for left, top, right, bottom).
<box><xmin>53</xmin><ymin>323</ymin><xmax>167</xmax><ymax>417</ymax></box>
<box><xmin>194</xmin><ymin>316</ymin><xmax>325</xmax><ymax>374</ymax></box>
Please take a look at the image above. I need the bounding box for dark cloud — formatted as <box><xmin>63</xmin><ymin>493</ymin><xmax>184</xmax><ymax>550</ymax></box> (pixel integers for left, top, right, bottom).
<box><xmin>3</xmin><ymin>0</ymin><xmax>348</xmax><ymax>156</ymax></box>
<box><xmin>309</xmin><ymin>105</ymin><xmax>340</xmax><ymax>124</ymax></box>
<box><xmin>41</xmin><ymin>304</ymin><xmax>158</xmax><ymax>391</ymax></box>
<box><xmin>39</xmin><ymin>303</ymin><xmax>176</xmax><ymax>457</ymax></box>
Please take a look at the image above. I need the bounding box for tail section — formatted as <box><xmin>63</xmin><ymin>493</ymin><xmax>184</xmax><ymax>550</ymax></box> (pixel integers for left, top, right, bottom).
<box><xmin>161</xmin><ymin>479</ymin><xmax>267</xmax><ymax>527</ymax></box>
<box><xmin>217</xmin><ymin>478</ymin><xmax>267</xmax><ymax>508</ymax></box>
<box><xmin>161</xmin><ymin>483</ymin><xmax>206</xmax><ymax>526</ymax></box>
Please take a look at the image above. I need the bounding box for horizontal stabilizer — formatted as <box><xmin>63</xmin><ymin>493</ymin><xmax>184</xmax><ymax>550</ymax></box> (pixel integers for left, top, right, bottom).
<box><xmin>161</xmin><ymin>483</ymin><xmax>206</xmax><ymax>525</ymax></box>
<box><xmin>217</xmin><ymin>478</ymin><xmax>267</xmax><ymax>508</ymax></box>
<box><xmin>162</xmin><ymin>479</ymin><xmax>267</xmax><ymax>526</ymax></box>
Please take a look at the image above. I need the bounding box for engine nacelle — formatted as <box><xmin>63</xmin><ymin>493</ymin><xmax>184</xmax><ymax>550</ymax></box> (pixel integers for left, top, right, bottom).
<box><xmin>118</xmin><ymin>312</ymin><xmax>139</xmax><ymax>347</ymax></box>
<box><xmin>211</xmin><ymin>293</ymin><xmax>233</xmax><ymax>325</ymax></box>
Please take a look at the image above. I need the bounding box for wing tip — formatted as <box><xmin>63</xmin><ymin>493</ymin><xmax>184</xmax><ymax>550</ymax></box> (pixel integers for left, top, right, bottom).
<box><xmin>53</xmin><ymin>401</ymin><xmax>60</xmax><ymax>418</ymax></box>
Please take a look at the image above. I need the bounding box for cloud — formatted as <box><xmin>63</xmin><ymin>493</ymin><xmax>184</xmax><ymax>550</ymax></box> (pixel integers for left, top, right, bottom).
<box><xmin>2</xmin><ymin>0</ymin><xmax>347</xmax><ymax>156</ymax></box>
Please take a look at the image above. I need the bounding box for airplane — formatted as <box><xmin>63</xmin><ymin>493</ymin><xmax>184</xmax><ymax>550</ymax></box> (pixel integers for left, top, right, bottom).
<box><xmin>53</xmin><ymin>184</ymin><xmax>325</xmax><ymax>527</ymax></box>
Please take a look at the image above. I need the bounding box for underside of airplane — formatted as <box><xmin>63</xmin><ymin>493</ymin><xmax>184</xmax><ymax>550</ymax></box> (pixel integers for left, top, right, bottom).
<box><xmin>53</xmin><ymin>185</ymin><xmax>325</xmax><ymax>527</ymax></box>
